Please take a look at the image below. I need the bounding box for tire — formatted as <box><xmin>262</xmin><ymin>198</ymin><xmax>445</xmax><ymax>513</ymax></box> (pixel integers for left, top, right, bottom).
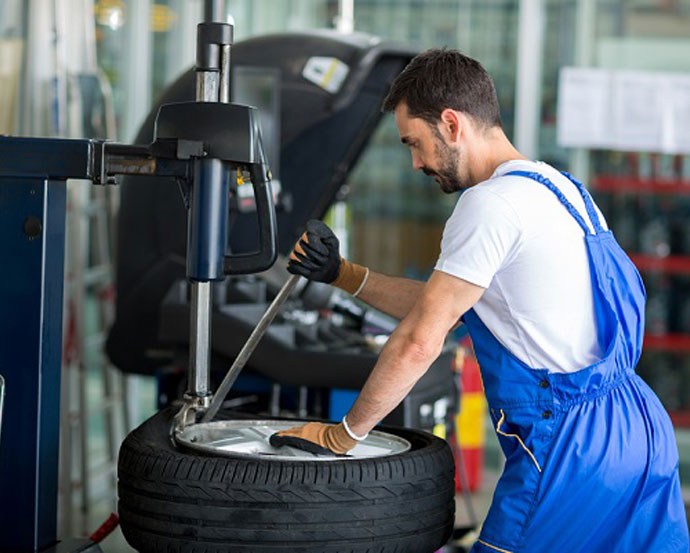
<box><xmin>118</xmin><ymin>408</ymin><xmax>456</xmax><ymax>553</ymax></box>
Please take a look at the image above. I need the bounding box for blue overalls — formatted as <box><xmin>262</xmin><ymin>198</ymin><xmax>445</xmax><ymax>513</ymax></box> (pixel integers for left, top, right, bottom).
<box><xmin>466</xmin><ymin>170</ymin><xmax>689</xmax><ymax>553</ymax></box>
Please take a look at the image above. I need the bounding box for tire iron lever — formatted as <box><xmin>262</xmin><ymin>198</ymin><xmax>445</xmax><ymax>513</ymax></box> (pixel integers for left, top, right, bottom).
<box><xmin>200</xmin><ymin>274</ymin><xmax>302</xmax><ymax>423</ymax></box>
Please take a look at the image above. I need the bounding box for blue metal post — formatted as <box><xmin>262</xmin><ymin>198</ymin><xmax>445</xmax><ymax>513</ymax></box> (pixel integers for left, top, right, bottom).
<box><xmin>0</xmin><ymin>177</ymin><xmax>66</xmax><ymax>551</ymax></box>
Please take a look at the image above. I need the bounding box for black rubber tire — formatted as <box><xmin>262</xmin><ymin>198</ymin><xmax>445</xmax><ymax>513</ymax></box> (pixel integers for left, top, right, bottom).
<box><xmin>118</xmin><ymin>408</ymin><xmax>456</xmax><ymax>553</ymax></box>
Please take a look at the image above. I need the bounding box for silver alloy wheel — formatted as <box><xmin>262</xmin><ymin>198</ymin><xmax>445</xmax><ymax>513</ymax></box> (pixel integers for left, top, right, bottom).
<box><xmin>175</xmin><ymin>420</ymin><xmax>411</xmax><ymax>460</ymax></box>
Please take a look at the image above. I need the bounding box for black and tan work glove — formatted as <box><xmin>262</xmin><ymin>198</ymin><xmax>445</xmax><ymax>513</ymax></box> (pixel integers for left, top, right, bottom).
<box><xmin>272</xmin><ymin>422</ymin><xmax>358</xmax><ymax>455</ymax></box>
<box><xmin>287</xmin><ymin>220</ymin><xmax>369</xmax><ymax>296</ymax></box>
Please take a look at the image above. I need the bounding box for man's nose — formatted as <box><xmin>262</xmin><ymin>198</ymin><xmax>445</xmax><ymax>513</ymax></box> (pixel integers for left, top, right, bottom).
<box><xmin>412</xmin><ymin>155</ymin><xmax>424</xmax><ymax>171</ymax></box>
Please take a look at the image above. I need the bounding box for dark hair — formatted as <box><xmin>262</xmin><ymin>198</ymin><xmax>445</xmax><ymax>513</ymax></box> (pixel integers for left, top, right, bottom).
<box><xmin>382</xmin><ymin>48</ymin><xmax>502</xmax><ymax>129</ymax></box>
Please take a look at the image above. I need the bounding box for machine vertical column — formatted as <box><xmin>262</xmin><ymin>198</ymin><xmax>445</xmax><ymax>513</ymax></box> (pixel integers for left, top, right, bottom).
<box><xmin>185</xmin><ymin>16</ymin><xmax>233</xmax><ymax>401</ymax></box>
<box><xmin>0</xmin><ymin>177</ymin><xmax>66</xmax><ymax>551</ymax></box>
<box><xmin>189</xmin><ymin>282</ymin><xmax>211</xmax><ymax>396</ymax></box>
<box><xmin>187</xmin><ymin>158</ymin><xmax>229</xmax><ymax>397</ymax></box>
<box><xmin>204</xmin><ymin>0</ymin><xmax>225</xmax><ymax>23</ymax></box>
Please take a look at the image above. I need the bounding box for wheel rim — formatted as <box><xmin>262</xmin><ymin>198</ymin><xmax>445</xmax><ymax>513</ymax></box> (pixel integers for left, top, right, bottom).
<box><xmin>175</xmin><ymin>420</ymin><xmax>411</xmax><ymax>460</ymax></box>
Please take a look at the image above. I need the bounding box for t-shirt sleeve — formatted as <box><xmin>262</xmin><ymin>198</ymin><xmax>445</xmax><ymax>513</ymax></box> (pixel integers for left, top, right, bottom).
<box><xmin>434</xmin><ymin>187</ymin><xmax>522</xmax><ymax>288</ymax></box>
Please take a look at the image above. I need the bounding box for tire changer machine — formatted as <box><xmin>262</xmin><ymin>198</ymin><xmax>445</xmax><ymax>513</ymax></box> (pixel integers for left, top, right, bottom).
<box><xmin>0</xmin><ymin>12</ymin><xmax>281</xmax><ymax>553</ymax></box>
<box><xmin>0</xmin><ymin>11</ymin><xmax>464</xmax><ymax>553</ymax></box>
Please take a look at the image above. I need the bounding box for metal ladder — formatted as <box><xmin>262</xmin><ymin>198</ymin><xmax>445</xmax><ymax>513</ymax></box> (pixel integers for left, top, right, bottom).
<box><xmin>59</xmin><ymin>179</ymin><xmax>130</xmax><ymax>536</ymax></box>
<box><xmin>57</xmin><ymin>67</ymin><xmax>131</xmax><ymax>535</ymax></box>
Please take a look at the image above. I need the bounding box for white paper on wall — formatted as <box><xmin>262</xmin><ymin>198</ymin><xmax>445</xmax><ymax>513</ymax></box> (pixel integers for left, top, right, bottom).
<box><xmin>557</xmin><ymin>67</ymin><xmax>690</xmax><ymax>154</ymax></box>
<box><xmin>611</xmin><ymin>71</ymin><xmax>666</xmax><ymax>152</ymax></box>
<box><xmin>667</xmin><ymin>75</ymin><xmax>690</xmax><ymax>154</ymax></box>
<box><xmin>557</xmin><ymin>67</ymin><xmax>612</xmax><ymax>149</ymax></box>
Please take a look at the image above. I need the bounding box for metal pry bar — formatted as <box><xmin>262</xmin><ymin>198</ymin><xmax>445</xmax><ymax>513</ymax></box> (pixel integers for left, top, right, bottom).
<box><xmin>201</xmin><ymin>274</ymin><xmax>301</xmax><ymax>423</ymax></box>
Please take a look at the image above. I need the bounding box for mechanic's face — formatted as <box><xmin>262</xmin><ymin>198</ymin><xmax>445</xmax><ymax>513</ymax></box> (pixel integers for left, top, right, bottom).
<box><xmin>394</xmin><ymin>102</ymin><xmax>469</xmax><ymax>193</ymax></box>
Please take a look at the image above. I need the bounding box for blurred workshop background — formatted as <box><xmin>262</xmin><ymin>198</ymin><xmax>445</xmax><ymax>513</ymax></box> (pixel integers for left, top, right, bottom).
<box><xmin>1</xmin><ymin>0</ymin><xmax>690</xmax><ymax>550</ymax></box>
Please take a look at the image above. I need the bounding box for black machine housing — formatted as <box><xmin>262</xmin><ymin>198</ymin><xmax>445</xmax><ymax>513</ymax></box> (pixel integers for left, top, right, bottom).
<box><xmin>106</xmin><ymin>30</ymin><xmax>457</xmax><ymax>429</ymax></box>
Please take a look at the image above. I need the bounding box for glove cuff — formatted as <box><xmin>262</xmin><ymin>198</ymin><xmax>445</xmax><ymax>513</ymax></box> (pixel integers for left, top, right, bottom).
<box><xmin>323</xmin><ymin>423</ymin><xmax>358</xmax><ymax>454</ymax></box>
<box><xmin>331</xmin><ymin>258</ymin><xmax>368</xmax><ymax>296</ymax></box>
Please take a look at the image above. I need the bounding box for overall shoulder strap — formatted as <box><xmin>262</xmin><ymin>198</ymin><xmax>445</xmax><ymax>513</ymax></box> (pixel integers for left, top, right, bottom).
<box><xmin>504</xmin><ymin>170</ymin><xmax>596</xmax><ymax>235</ymax></box>
<box><xmin>560</xmin><ymin>170</ymin><xmax>605</xmax><ymax>233</ymax></box>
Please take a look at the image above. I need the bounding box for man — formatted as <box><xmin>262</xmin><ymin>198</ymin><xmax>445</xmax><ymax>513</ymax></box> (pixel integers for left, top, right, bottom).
<box><xmin>279</xmin><ymin>49</ymin><xmax>689</xmax><ymax>552</ymax></box>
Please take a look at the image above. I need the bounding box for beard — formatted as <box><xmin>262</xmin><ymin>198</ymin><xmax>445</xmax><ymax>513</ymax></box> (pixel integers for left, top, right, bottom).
<box><xmin>423</xmin><ymin>128</ymin><xmax>470</xmax><ymax>194</ymax></box>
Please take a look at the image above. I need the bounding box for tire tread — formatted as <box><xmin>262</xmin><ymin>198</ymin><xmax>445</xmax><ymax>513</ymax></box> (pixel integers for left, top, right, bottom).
<box><xmin>118</xmin><ymin>408</ymin><xmax>454</xmax><ymax>553</ymax></box>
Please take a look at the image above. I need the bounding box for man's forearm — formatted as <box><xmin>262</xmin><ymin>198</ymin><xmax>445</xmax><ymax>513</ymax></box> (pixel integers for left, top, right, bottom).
<box><xmin>278</xmin><ymin>272</ymin><xmax>483</xmax><ymax>453</ymax></box>
<box><xmin>345</xmin><ymin>323</ymin><xmax>442</xmax><ymax>436</ymax></box>
<box><xmin>356</xmin><ymin>270</ymin><xmax>425</xmax><ymax>320</ymax></box>
<box><xmin>344</xmin><ymin>272</ymin><xmax>485</xmax><ymax>437</ymax></box>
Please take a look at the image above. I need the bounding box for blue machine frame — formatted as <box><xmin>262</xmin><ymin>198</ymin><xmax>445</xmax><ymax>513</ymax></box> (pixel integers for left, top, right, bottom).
<box><xmin>0</xmin><ymin>136</ymin><xmax>151</xmax><ymax>550</ymax></box>
<box><xmin>0</xmin><ymin>174</ymin><xmax>67</xmax><ymax>550</ymax></box>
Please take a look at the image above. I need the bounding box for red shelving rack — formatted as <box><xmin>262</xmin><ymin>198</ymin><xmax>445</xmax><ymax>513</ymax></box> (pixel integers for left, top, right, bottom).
<box><xmin>594</xmin><ymin>176</ymin><xmax>690</xmax><ymax>195</ymax></box>
<box><xmin>644</xmin><ymin>333</ymin><xmax>690</xmax><ymax>353</ymax></box>
<box><xmin>669</xmin><ymin>411</ymin><xmax>690</xmax><ymax>427</ymax></box>
<box><xmin>629</xmin><ymin>254</ymin><xmax>690</xmax><ymax>276</ymax></box>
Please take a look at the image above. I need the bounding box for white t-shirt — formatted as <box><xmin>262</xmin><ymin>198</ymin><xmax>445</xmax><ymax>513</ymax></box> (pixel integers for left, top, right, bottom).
<box><xmin>435</xmin><ymin>160</ymin><xmax>608</xmax><ymax>373</ymax></box>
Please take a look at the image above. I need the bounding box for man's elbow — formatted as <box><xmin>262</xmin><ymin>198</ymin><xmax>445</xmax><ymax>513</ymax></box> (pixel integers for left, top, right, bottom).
<box><xmin>400</xmin><ymin>334</ymin><xmax>443</xmax><ymax>364</ymax></box>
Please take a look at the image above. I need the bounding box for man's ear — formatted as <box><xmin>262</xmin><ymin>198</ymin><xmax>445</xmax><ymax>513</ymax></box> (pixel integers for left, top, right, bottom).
<box><xmin>439</xmin><ymin>108</ymin><xmax>462</xmax><ymax>144</ymax></box>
